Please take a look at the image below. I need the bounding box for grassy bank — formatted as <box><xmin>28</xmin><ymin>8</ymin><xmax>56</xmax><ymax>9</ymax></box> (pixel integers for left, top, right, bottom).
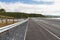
<box><xmin>0</xmin><ymin>21</ymin><xmax>17</xmax><ymax>28</ymax></box>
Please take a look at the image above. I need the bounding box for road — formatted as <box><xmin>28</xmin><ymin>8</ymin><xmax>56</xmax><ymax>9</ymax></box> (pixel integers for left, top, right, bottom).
<box><xmin>25</xmin><ymin>18</ymin><xmax>60</xmax><ymax>40</ymax></box>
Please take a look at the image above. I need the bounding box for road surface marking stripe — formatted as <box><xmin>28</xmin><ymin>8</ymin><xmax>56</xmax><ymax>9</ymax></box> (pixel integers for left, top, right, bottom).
<box><xmin>32</xmin><ymin>18</ymin><xmax>60</xmax><ymax>40</ymax></box>
<box><xmin>32</xmin><ymin>18</ymin><xmax>60</xmax><ymax>39</ymax></box>
<box><xmin>36</xmin><ymin>21</ymin><xmax>60</xmax><ymax>40</ymax></box>
<box><xmin>24</xmin><ymin>18</ymin><xmax>29</xmax><ymax>40</ymax></box>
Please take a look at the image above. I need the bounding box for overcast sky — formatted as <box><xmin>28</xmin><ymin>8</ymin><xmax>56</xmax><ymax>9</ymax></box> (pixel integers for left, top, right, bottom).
<box><xmin>0</xmin><ymin>0</ymin><xmax>60</xmax><ymax>16</ymax></box>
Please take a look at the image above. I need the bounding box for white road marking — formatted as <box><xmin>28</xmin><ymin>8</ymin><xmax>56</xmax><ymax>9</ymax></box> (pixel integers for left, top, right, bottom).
<box><xmin>40</xmin><ymin>20</ymin><xmax>60</xmax><ymax>29</ymax></box>
<box><xmin>24</xmin><ymin>18</ymin><xmax>29</xmax><ymax>40</ymax></box>
<box><xmin>35</xmin><ymin>20</ymin><xmax>60</xmax><ymax>40</ymax></box>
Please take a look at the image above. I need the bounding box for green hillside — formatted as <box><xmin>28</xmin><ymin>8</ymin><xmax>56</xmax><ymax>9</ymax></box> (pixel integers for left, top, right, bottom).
<box><xmin>0</xmin><ymin>12</ymin><xmax>45</xmax><ymax>18</ymax></box>
<box><xmin>0</xmin><ymin>9</ymin><xmax>45</xmax><ymax>18</ymax></box>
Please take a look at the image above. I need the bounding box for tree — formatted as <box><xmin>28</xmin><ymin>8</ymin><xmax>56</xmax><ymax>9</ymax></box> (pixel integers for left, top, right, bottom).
<box><xmin>0</xmin><ymin>9</ymin><xmax>6</xmax><ymax>24</ymax></box>
<box><xmin>0</xmin><ymin>9</ymin><xmax>5</xmax><ymax>13</ymax></box>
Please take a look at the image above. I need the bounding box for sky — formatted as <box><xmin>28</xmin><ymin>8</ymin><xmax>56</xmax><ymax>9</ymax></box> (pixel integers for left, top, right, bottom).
<box><xmin>0</xmin><ymin>0</ymin><xmax>60</xmax><ymax>16</ymax></box>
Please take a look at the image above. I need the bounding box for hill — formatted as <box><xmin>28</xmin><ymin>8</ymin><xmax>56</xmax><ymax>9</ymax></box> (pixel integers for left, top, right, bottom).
<box><xmin>0</xmin><ymin>12</ymin><xmax>45</xmax><ymax>18</ymax></box>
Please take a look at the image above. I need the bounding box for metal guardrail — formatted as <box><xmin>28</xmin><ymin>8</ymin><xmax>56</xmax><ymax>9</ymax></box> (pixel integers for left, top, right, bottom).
<box><xmin>0</xmin><ymin>19</ymin><xmax>28</xmax><ymax>40</ymax></box>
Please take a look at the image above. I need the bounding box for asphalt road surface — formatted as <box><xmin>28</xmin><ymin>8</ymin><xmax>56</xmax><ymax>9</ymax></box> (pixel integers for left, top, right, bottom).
<box><xmin>25</xmin><ymin>18</ymin><xmax>60</xmax><ymax>40</ymax></box>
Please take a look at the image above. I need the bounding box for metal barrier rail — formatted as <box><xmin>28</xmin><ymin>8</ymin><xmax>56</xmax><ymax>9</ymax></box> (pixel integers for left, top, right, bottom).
<box><xmin>0</xmin><ymin>19</ymin><xmax>28</xmax><ymax>40</ymax></box>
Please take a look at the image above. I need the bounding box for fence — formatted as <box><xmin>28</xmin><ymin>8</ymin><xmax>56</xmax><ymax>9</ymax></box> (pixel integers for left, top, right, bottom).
<box><xmin>0</xmin><ymin>19</ymin><xmax>28</xmax><ymax>40</ymax></box>
<box><xmin>0</xmin><ymin>15</ymin><xmax>16</xmax><ymax>24</ymax></box>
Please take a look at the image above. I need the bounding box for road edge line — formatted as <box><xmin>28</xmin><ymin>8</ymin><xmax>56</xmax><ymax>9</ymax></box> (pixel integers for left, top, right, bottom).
<box><xmin>36</xmin><ymin>21</ymin><xmax>60</xmax><ymax>40</ymax></box>
<box><xmin>24</xmin><ymin>18</ymin><xmax>29</xmax><ymax>40</ymax></box>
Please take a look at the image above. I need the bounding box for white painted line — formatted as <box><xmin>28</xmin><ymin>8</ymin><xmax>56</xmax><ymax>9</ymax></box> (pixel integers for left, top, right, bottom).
<box><xmin>40</xmin><ymin>20</ymin><xmax>60</xmax><ymax>29</ymax></box>
<box><xmin>36</xmin><ymin>21</ymin><xmax>60</xmax><ymax>40</ymax></box>
<box><xmin>32</xmin><ymin>18</ymin><xmax>60</xmax><ymax>40</ymax></box>
<box><xmin>24</xmin><ymin>18</ymin><xmax>29</xmax><ymax>40</ymax></box>
<box><xmin>0</xmin><ymin>19</ymin><xmax>28</xmax><ymax>33</ymax></box>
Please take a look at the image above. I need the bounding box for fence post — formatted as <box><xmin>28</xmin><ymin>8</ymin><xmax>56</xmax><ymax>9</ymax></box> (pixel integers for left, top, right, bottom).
<box><xmin>6</xmin><ymin>17</ymin><xmax>8</xmax><ymax>24</ymax></box>
<box><xmin>13</xmin><ymin>18</ymin><xmax>14</xmax><ymax>23</ymax></box>
<box><xmin>1</xmin><ymin>17</ymin><xmax>3</xmax><ymax>23</ymax></box>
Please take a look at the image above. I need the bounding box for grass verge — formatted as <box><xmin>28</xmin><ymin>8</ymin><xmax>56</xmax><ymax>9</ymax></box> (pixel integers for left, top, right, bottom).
<box><xmin>0</xmin><ymin>21</ymin><xmax>17</xmax><ymax>28</ymax></box>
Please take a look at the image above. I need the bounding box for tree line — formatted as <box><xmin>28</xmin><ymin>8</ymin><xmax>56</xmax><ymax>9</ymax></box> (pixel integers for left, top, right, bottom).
<box><xmin>0</xmin><ymin>9</ymin><xmax>45</xmax><ymax>18</ymax></box>
<box><xmin>0</xmin><ymin>9</ymin><xmax>45</xmax><ymax>24</ymax></box>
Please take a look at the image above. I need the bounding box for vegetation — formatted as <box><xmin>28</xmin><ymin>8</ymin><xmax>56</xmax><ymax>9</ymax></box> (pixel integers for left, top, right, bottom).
<box><xmin>28</xmin><ymin>14</ymin><xmax>45</xmax><ymax>17</ymax></box>
<box><xmin>0</xmin><ymin>21</ymin><xmax>17</xmax><ymax>28</ymax></box>
<box><xmin>0</xmin><ymin>9</ymin><xmax>5</xmax><ymax>13</ymax></box>
<box><xmin>0</xmin><ymin>9</ymin><xmax>45</xmax><ymax>27</ymax></box>
<box><xmin>0</xmin><ymin>12</ymin><xmax>45</xmax><ymax>18</ymax></box>
<box><xmin>45</xmin><ymin>15</ymin><xmax>60</xmax><ymax>18</ymax></box>
<box><xmin>0</xmin><ymin>8</ymin><xmax>45</xmax><ymax>18</ymax></box>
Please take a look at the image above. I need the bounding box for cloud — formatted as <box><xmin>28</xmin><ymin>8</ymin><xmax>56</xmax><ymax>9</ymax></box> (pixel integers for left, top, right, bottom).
<box><xmin>32</xmin><ymin>0</ymin><xmax>53</xmax><ymax>2</ymax></box>
<box><xmin>42</xmin><ymin>0</ymin><xmax>60</xmax><ymax>15</ymax></box>
<box><xmin>0</xmin><ymin>0</ymin><xmax>60</xmax><ymax>16</ymax></box>
<box><xmin>32</xmin><ymin>0</ymin><xmax>41</xmax><ymax>2</ymax></box>
<box><xmin>0</xmin><ymin>2</ymin><xmax>47</xmax><ymax>13</ymax></box>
